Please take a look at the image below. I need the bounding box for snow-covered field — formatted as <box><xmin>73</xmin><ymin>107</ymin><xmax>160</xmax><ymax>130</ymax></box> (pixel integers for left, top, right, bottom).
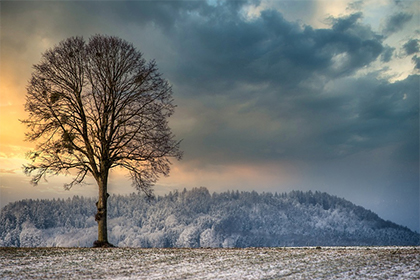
<box><xmin>1</xmin><ymin>247</ymin><xmax>419</xmax><ymax>279</ymax></box>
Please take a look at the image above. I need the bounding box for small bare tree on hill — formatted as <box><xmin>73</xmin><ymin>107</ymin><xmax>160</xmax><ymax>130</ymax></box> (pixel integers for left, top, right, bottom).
<box><xmin>22</xmin><ymin>35</ymin><xmax>182</xmax><ymax>247</ymax></box>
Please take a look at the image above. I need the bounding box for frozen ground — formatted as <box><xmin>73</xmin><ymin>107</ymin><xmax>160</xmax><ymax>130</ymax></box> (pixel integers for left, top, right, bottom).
<box><xmin>1</xmin><ymin>247</ymin><xmax>419</xmax><ymax>279</ymax></box>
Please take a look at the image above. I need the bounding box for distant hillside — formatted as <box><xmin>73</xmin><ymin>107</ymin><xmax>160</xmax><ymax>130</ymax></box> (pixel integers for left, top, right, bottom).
<box><xmin>1</xmin><ymin>187</ymin><xmax>419</xmax><ymax>247</ymax></box>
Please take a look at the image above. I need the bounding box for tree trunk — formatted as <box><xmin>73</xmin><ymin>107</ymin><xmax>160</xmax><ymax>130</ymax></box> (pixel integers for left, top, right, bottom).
<box><xmin>93</xmin><ymin>170</ymin><xmax>114</xmax><ymax>248</ymax></box>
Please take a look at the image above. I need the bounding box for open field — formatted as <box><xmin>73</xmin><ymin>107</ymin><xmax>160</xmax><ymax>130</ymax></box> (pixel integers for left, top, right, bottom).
<box><xmin>1</xmin><ymin>247</ymin><xmax>419</xmax><ymax>279</ymax></box>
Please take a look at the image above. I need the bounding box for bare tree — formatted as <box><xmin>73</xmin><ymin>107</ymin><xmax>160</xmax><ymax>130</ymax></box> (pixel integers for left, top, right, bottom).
<box><xmin>22</xmin><ymin>35</ymin><xmax>182</xmax><ymax>247</ymax></box>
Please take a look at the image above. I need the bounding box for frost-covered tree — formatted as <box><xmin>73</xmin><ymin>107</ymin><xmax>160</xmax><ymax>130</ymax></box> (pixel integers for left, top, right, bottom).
<box><xmin>2</xmin><ymin>188</ymin><xmax>419</xmax><ymax>247</ymax></box>
<box><xmin>19</xmin><ymin>222</ymin><xmax>42</xmax><ymax>247</ymax></box>
<box><xmin>22</xmin><ymin>35</ymin><xmax>182</xmax><ymax>247</ymax></box>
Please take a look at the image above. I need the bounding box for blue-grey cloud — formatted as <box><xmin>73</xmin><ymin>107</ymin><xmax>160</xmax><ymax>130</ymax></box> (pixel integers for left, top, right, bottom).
<box><xmin>135</xmin><ymin>5</ymin><xmax>415</xmax><ymax>165</ymax></box>
<box><xmin>403</xmin><ymin>39</ymin><xmax>420</xmax><ymax>55</ymax></box>
<box><xmin>164</xmin><ymin>9</ymin><xmax>387</xmax><ymax>97</ymax></box>
<box><xmin>382</xmin><ymin>12</ymin><xmax>413</xmax><ymax>36</ymax></box>
<box><xmin>347</xmin><ymin>0</ymin><xmax>364</xmax><ymax>12</ymax></box>
<box><xmin>412</xmin><ymin>56</ymin><xmax>420</xmax><ymax>70</ymax></box>
<box><xmin>381</xmin><ymin>46</ymin><xmax>395</xmax><ymax>62</ymax></box>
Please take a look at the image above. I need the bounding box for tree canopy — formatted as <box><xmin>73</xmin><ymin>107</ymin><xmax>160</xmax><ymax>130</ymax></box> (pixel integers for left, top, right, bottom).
<box><xmin>23</xmin><ymin>35</ymin><xmax>182</xmax><ymax>195</ymax></box>
<box><xmin>22</xmin><ymin>35</ymin><xmax>182</xmax><ymax>246</ymax></box>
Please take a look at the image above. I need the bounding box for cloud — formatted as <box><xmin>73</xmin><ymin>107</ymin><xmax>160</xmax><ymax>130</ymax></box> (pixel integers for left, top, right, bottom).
<box><xmin>162</xmin><ymin>9</ymin><xmax>387</xmax><ymax>100</ymax></box>
<box><xmin>135</xmin><ymin>5</ymin><xmax>414</xmax><ymax>165</ymax></box>
<box><xmin>381</xmin><ymin>46</ymin><xmax>395</xmax><ymax>62</ymax></box>
<box><xmin>175</xmin><ymin>72</ymin><xmax>418</xmax><ymax>166</ymax></box>
<box><xmin>382</xmin><ymin>12</ymin><xmax>413</xmax><ymax>36</ymax></box>
<box><xmin>347</xmin><ymin>0</ymin><xmax>364</xmax><ymax>12</ymax></box>
<box><xmin>3</xmin><ymin>0</ymin><xmax>417</xmax><ymax>167</ymax></box>
<box><xmin>403</xmin><ymin>39</ymin><xmax>420</xmax><ymax>55</ymax></box>
<box><xmin>0</xmin><ymin>169</ymin><xmax>16</xmax><ymax>174</ymax></box>
<box><xmin>412</xmin><ymin>56</ymin><xmax>420</xmax><ymax>70</ymax></box>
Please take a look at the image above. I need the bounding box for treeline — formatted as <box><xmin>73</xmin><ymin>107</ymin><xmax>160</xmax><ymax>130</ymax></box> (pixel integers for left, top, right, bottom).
<box><xmin>1</xmin><ymin>187</ymin><xmax>419</xmax><ymax>247</ymax></box>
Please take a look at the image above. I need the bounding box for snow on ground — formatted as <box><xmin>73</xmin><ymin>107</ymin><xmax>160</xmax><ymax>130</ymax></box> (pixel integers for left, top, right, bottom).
<box><xmin>1</xmin><ymin>247</ymin><xmax>419</xmax><ymax>279</ymax></box>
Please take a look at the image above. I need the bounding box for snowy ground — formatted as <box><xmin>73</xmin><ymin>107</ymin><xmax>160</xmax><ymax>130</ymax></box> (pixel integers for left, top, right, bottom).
<box><xmin>1</xmin><ymin>247</ymin><xmax>419</xmax><ymax>279</ymax></box>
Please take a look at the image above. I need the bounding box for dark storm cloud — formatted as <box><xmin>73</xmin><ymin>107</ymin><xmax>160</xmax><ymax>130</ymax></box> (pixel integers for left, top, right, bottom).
<box><xmin>401</xmin><ymin>39</ymin><xmax>420</xmax><ymax>70</ymax></box>
<box><xmin>382</xmin><ymin>12</ymin><xmax>413</xmax><ymax>36</ymax></box>
<box><xmin>403</xmin><ymin>39</ymin><xmax>420</xmax><ymax>55</ymax></box>
<box><xmin>179</xmin><ymin>74</ymin><xmax>419</xmax><ymax>166</ymax></box>
<box><xmin>131</xmin><ymin>3</ymin><xmax>416</xmax><ymax>165</ymax></box>
<box><xmin>380</xmin><ymin>46</ymin><xmax>395</xmax><ymax>62</ymax></box>
<box><xmin>412</xmin><ymin>56</ymin><xmax>420</xmax><ymax>70</ymax></box>
<box><xmin>169</xmin><ymin>10</ymin><xmax>385</xmax><ymax>94</ymax></box>
<box><xmin>92</xmin><ymin>0</ymin><xmax>202</xmax><ymax>30</ymax></box>
<box><xmin>339</xmin><ymin>75</ymin><xmax>418</xmax><ymax>155</ymax></box>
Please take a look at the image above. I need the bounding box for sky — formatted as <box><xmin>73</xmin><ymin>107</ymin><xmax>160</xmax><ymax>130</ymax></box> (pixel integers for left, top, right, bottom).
<box><xmin>0</xmin><ymin>0</ymin><xmax>419</xmax><ymax>232</ymax></box>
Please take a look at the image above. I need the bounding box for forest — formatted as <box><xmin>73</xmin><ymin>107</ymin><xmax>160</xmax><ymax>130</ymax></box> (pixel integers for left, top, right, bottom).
<box><xmin>1</xmin><ymin>187</ymin><xmax>419</xmax><ymax>247</ymax></box>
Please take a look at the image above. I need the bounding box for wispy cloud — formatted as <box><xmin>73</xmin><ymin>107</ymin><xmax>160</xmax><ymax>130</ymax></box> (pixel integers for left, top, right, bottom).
<box><xmin>0</xmin><ymin>169</ymin><xmax>16</xmax><ymax>174</ymax></box>
<box><xmin>382</xmin><ymin>12</ymin><xmax>413</xmax><ymax>36</ymax></box>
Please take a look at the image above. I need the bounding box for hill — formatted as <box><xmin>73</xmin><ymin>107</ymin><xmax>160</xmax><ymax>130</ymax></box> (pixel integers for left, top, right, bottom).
<box><xmin>1</xmin><ymin>187</ymin><xmax>419</xmax><ymax>247</ymax></box>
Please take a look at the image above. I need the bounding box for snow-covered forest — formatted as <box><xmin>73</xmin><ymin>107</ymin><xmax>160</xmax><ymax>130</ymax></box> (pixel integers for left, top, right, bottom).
<box><xmin>1</xmin><ymin>187</ymin><xmax>419</xmax><ymax>247</ymax></box>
